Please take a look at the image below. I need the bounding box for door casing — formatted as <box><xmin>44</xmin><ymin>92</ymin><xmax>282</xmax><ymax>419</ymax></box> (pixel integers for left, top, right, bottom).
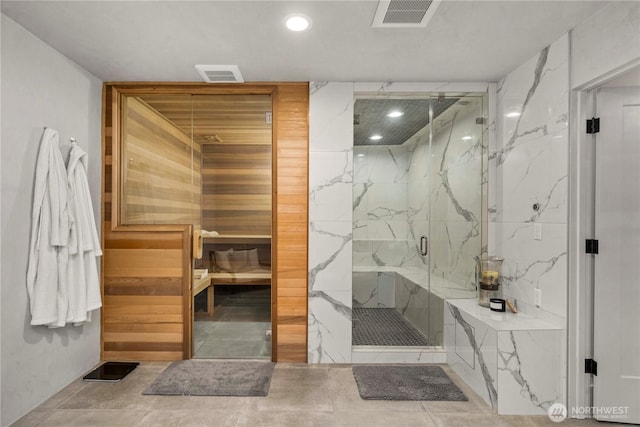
<box><xmin>567</xmin><ymin>59</ymin><xmax>640</xmax><ymax>416</ymax></box>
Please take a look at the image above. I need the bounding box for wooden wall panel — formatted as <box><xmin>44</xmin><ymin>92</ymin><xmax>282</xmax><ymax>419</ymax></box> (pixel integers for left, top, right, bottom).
<box><xmin>101</xmin><ymin>228</ymin><xmax>191</xmax><ymax>361</ymax></box>
<box><xmin>274</xmin><ymin>84</ymin><xmax>309</xmax><ymax>362</ymax></box>
<box><xmin>201</xmin><ymin>143</ymin><xmax>272</xmax><ymax>235</ymax></box>
<box><xmin>122</xmin><ymin>96</ymin><xmax>201</xmax><ymax>227</ymax></box>
<box><xmin>144</xmin><ymin>94</ymin><xmax>272</xmax><ymax>145</ymax></box>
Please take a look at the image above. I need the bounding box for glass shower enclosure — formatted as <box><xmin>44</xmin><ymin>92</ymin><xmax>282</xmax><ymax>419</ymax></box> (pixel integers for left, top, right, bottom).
<box><xmin>352</xmin><ymin>93</ymin><xmax>486</xmax><ymax>348</ymax></box>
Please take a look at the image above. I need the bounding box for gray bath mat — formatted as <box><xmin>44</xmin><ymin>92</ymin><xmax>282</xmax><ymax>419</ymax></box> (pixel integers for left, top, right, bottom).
<box><xmin>353</xmin><ymin>365</ymin><xmax>468</xmax><ymax>401</ymax></box>
<box><xmin>143</xmin><ymin>360</ymin><xmax>275</xmax><ymax>396</ymax></box>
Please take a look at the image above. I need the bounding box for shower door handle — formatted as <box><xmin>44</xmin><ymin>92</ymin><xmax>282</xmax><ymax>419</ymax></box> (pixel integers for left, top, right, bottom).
<box><xmin>420</xmin><ymin>236</ymin><xmax>428</xmax><ymax>256</ymax></box>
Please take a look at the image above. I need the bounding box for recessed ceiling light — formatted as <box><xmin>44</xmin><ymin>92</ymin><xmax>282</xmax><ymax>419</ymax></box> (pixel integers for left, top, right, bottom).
<box><xmin>357</xmin><ymin>153</ymin><xmax>366</xmax><ymax>157</ymax></box>
<box><xmin>462</xmin><ymin>136</ymin><xmax>473</xmax><ymax>141</ymax></box>
<box><xmin>285</xmin><ymin>14</ymin><xmax>311</xmax><ymax>32</ymax></box>
<box><xmin>387</xmin><ymin>111</ymin><xmax>404</xmax><ymax>118</ymax></box>
<box><xmin>369</xmin><ymin>134</ymin><xmax>383</xmax><ymax>141</ymax></box>
<box><xmin>506</xmin><ymin>111</ymin><xmax>521</xmax><ymax>118</ymax></box>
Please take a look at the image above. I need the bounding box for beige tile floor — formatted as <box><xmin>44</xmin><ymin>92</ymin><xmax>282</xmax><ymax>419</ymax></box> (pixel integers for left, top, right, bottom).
<box><xmin>13</xmin><ymin>363</ymin><xmax>618</xmax><ymax>427</ymax></box>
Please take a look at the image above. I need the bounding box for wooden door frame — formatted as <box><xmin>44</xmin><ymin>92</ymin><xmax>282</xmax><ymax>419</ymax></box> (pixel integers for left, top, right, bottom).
<box><xmin>103</xmin><ymin>82</ymin><xmax>309</xmax><ymax>362</ymax></box>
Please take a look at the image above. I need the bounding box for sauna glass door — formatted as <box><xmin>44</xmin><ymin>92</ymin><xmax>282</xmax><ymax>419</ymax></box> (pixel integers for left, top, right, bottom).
<box><xmin>120</xmin><ymin>93</ymin><xmax>273</xmax><ymax>360</ymax></box>
<box><xmin>191</xmin><ymin>94</ymin><xmax>273</xmax><ymax>360</ymax></box>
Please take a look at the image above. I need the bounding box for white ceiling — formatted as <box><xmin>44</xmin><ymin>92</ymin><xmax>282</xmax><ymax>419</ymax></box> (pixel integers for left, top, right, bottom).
<box><xmin>1</xmin><ymin>1</ymin><xmax>610</xmax><ymax>83</ymax></box>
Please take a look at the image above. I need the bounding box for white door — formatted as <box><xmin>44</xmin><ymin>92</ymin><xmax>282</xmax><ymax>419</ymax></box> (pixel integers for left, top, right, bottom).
<box><xmin>593</xmin><ymin>86</ymin><xmax>640</xmax><ymax>424</ymax></box>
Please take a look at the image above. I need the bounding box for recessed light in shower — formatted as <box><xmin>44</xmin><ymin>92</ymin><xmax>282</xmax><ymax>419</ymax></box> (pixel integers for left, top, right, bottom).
<box><xmin>462</xmin><ymin>136</ymin><xmax>473</xmax><ymax>141</ymax></box>
<box><xmin>387</xmin><ymin>111</ymin><xmax>404</xmax><ymax>118</ymax></box>
<box><xmin>369</xmin><ymin>134</ymin><xmax>383</xmax><ymax>141</ymax></box>
<box><xmin>285</xmin><ymin>14</ymin><xmax>311</xmax><ymax>32</ymax></box>
<box><xmin>505</xmin><ymin>111</ymin><xmax>521</xmax><ymax>118</ymax></box>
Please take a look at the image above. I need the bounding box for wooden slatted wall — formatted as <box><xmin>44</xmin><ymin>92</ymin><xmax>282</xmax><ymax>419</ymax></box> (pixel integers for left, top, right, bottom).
<box><xmin>273</xmin><ymin>84</ymin><xmax>309</xmax><ymax>362</ymax></box>
<box><xmin>122</xmin><ymin>96</ymin><xmax>201</xmax><ymax>226</ymax></box>
<box><xmin>102</xmin><ymin>226</ymin><xmax>191</xmax><ymax>361</ymax></box>
<box><xmin>201</xmin><ymin>143</ymin><xmax>272</xmax><ymax>235</ymax></box>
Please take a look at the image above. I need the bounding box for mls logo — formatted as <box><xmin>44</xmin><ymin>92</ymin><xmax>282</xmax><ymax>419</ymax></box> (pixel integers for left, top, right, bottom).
<box><xmin>548</xmin><ymin>403</ymin><xmax>568</xmax><ymax>423</ymax></box>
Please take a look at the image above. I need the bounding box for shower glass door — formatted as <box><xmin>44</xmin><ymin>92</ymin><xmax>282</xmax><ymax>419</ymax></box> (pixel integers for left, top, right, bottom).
<box><xmin>352</xmin><ymin>93</ymin><xmax>484</xmax><ymax>348</ymax></box>
<box><xmin>425</xmin><ymin>94</ymin><xmax>484</xmax><ymax>345</ymax></box>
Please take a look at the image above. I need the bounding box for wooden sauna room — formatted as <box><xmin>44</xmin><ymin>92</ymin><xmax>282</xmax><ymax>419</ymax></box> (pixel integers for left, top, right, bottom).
<box><xmin>101</xmin><ymin>83</ymin><xmax>308</xmax><ymax>363</ymax></box>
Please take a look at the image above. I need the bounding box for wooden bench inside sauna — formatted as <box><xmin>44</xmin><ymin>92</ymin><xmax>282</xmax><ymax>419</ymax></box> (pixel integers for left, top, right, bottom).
<box><xmin>192</xmin><ymin>234</ymin><xmax>271</xmax><ymax>316</ymax></box>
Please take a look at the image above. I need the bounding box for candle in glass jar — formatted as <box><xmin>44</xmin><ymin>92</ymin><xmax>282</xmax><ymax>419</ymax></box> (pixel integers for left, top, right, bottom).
<box><xmin>482</xmin><ymin>270</ymin><xmax>499</xmax><ymax>284</ymax></box>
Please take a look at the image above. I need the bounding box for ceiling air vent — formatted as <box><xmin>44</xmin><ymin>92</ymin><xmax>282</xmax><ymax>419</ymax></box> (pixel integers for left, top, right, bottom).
<box><xmin>195</xmin><ymin>65</ymin><xmax>244</xmax><ymax>83</ymax></box>
<box><xmin>372</xmin><ymin>0</ymin><xmax>442</xmax><ymax>28</ymax></box>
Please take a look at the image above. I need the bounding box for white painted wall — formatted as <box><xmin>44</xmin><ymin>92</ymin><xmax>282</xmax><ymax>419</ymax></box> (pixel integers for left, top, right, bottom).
<box><xmin>1</xmin><ymin>14</ymin><xmax>102</xmax><ymax>426</ymax></box>
<box><xmin>571</xmin><ymin>1</ymin><xmax>640</xmax><ymax>89</ymax></box>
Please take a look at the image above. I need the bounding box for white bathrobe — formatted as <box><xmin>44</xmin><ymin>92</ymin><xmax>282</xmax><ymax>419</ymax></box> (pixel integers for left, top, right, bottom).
<box><xmin>26</xmin><ymin>128</ymin><xmax>71</xmax><ymax>326</ymax></box>
<box><xmin>64</xmin><ymin>144</ymin><xmax>103</xmax><ymax>325</ymax></box>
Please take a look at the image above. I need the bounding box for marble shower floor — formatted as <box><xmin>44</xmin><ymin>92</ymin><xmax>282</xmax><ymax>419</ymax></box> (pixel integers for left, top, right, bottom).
<box><xmin>13</xmin><ymin>363</ymin><xmax>617</xmax><ymax>427</ymax></box>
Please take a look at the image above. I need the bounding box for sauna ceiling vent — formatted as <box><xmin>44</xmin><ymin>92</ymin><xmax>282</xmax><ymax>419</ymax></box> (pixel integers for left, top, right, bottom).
<box><xmin>372</xmin><ymin>0</ymin><xmax>442</xmax><ymax>28</ymax></box>
<box><xmin>195</xmin><ymin>65</ymin><xmax>244</xmax><ymax>83</ymax></box>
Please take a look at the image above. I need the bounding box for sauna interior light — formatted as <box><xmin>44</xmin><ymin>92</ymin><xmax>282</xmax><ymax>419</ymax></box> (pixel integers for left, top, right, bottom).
<box><xmin>369</xmin><ymin>134</ymin><xmax>383</xmax><ymax>141</ymax></box>
<box><xmin>387</xmin><ymin>111</ymin><xmax>404</xmax><ymax>118</ymax></box>
<box><xmin>285</xmin><ymin>15</ymin><xmax>311</xmax><ymax>32</ymax></box>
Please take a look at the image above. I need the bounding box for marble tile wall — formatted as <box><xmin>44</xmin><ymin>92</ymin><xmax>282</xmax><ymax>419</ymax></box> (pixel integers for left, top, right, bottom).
<box><xmin>492</xmin><ymin>34</ymin><xmax>570</xmax><ymax>321</ymax></box>
<box><xmin>352</xmin><ymin>271</ymin><xmax>395</xmax><ymax>308</ymax></box>
<box><xmin>308</xmin><ymin>82</ymin><xmax>354</xmax><ymax>363</ymax></box>
<box><xmin>353</xmin><ymin>144</ymin><xmax>414</xmax><ymax>267</ymax></box>
<box><xmin>445</xmin><ymin>302</ymin><xmax>498</xmax><ymax>408</ymax></box>
<box><xmin>496</xmin><ymin>329</ymin><xmax>563</xmax><ymax>414</ymax></box>
<box><xmin>395</xmin><ymin>274</ymin><xmax>430</xmax><ymax>338</ymax></box>
<box><xmin>394</xmin><ymin>274</ymin><xmax>445</xmax><ymax>346</ymax></box>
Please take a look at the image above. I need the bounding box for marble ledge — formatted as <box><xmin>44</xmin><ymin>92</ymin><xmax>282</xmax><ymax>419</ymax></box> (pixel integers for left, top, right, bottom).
<box><xmin>446</xmin><ymin>298</ymin><xmax>564</xmax><ymax>331</ymax></box>
<box><xmin>353</xmin><ymin>265</ymin><xmax>476</xmax><ymax>300</ymax></box>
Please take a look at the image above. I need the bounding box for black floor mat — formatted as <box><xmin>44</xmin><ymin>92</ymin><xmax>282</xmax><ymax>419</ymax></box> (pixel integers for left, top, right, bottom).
<box><xmin>83</xmin><ymin>362</ymin><xmax>139</xmax><ymax>382</ymax></box>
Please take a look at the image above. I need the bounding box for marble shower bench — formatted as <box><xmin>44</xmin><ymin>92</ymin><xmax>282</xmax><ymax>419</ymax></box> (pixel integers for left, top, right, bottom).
<box><xmin>444</xmin><ymin>298</ymin><xmax>565</xmax><ymax>415</ymax></box>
